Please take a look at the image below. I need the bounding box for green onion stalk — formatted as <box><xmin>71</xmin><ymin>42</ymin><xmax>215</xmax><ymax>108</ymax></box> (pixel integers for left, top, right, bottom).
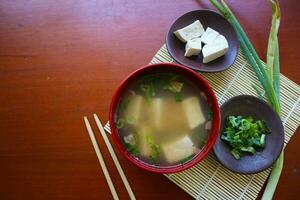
<box><xmin>209</xmin><ymin>0</ymin><xmax>282</xmax><ymax>199</ymax></box>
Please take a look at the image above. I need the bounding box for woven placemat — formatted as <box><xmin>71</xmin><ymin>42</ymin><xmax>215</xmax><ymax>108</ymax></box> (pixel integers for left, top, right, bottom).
<box><xmin>104</xmin><ymin>44</ymin><xmax>300</xmax><ymax>200</ymax></box>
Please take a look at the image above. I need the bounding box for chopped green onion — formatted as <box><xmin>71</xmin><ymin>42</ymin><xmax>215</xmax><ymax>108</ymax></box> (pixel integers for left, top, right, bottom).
<box><xmin>125</xmin><ymin>143</ymin><xmax>139</xmax><ymax>156</ymax></box>
<box><xmin>175</xmin><ymin>92</ymin><xmax>183</xmax><ymax>102</ymax></box>
<box><xmin>231</xmin><ymin>149</ymin><xmax>241</xmax><ymax>160</ymax></box>
<box><xmin>260</xmin><ymin>134</ymin><xmax>266</xmax><ymax>147</ymax></box>
<box><xmin>124</xmin><ymin>134</ymin><xmax>139</xmax><ymax>156</ymax></box>
<box><xmin>140</xmin><ymin>82</ymin><xmax>155</xmax><ymax>104</ymax></box>
<box><xmin>116</xmin><ymin>118</ymin><xmax>125</xmax><ymax>129</ymax></box>
<box><xmin>240</xmin><ymin>146</ymin><xmax>256</xmax><ymax>154</ymax></box>
<box><xmin>207</xmin><ymin>108</ymin><xmax>213</xmax><ymax>120</ymax></box>
<box><xmin>146</xmin><ymin>135</ymin><xmax>160</xmax><ymax>163</ymax></box>
<box><xmin>163</xmin><ymin>77</ymin><xmax>184</xmax><ymax>102</ymax></box>
<box><xmin>125</xmin><ymin>115</ymin><xmax>136</xmax><ymax>125</ymax></box>
<box><xmin>222</xmin><ymin>116</ymin><xmax>270</xmax><ymax>159</ymax></box>
<box><xmin>168</xmin><ymin>80</ymin><xmax>184</xmax><ymax>93</ymax></box>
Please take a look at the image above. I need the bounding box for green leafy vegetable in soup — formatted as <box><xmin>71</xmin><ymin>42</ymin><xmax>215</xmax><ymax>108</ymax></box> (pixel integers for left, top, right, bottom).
<box><xmin>207</xmin><ymin>109</ymin><xmax>213</xmax><ymax>120</ymax></box>
<box><xmin>140</xmin><ymin>82</ymin><xmax>155</xmax><ymax>104</ymax></box>
<box><xmin>164</xmin><ymin>80</ymin><xmax>184</xmax><ymax>93</ymax></box>
<box><xmin>125</xmin><ymin>143</ymin><xmax>139</xmax><ymax>156</ymax></box>
<box><xmin>116</xmin><ymin>118</ymin><xmax>125</xmax><ymax>129</ymax></box>
<box><xmin>174</xmin><ymin>92</ymin><xmax>183</xmax><ymax>102</ymax></box>
<box><xmin>146</xmin><ymin>135</ymin><xmax>160</xmax><ymax>163</ymax></box>
<box><xmin>163</xmin><ymin>77</ymin><xmax>184</xmax><ymax>102</ymax></box>
<box><xmin>116</xmin><ymin>116</ymin><xmax>137</xmax><ymax>128</ymax></box>
<box><xmin>125</xmin><ymin>115</ymin><xmax>136</xmax><ymax>125</ymax></box>
<box><xmin>221</xmin><ymin>115</ymin><xmax>270</xmax><ymax>159</ymax></box>
<box><xmin>124</xmin><ymin>134</ymin><xmax>139</xmax><ymax>156</ymax></box>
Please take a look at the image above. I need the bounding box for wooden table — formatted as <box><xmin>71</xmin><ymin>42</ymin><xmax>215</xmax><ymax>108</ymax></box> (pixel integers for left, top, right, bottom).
<box><xmin>1</xmin><ymin>1</ymin><xmax>299</xmax><ymax>199</ymax></box>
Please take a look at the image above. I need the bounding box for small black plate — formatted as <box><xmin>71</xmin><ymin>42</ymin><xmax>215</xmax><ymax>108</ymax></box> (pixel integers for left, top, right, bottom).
<box><xmin>166</xmin><ymin>10</ymin><xmax>239</xmax><ymax>72</ymax></box>
<box><xmin>213</xmin><ymin>95</ymin><xmax>284</xmax><ymax>174</ymax></box>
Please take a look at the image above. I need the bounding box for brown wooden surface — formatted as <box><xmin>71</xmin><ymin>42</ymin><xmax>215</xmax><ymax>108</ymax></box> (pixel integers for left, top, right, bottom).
<box><xmin>0</xmin><ymin>0</ymin><xmax>299</xmax><ymax>199</ymax></box>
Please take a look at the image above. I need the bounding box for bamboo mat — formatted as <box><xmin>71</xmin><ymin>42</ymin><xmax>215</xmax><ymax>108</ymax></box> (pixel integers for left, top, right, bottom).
<box><xmin>104</xmin><ymin>44</ymin><xmax>300</xmax><ymax>200</ymax></box>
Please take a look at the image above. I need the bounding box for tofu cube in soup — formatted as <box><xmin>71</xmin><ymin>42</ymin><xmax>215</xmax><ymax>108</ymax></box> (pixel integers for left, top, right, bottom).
<box><xmin>202</xmin><ymin>35</ymin><xmax>229</xmax><ymax>63</ymax></box>
<box><xmin>147</xmin><ymin>98</ymin><xmax>163</xmax><ymax>130</ymax></box>
<box><xmin>137</xmin><ymin>124</ymin><xmax>153</xmax><ymax>157</ymax></box>
<box><xmin>184</xmin><ymin>37</ymin><xmax>202</xmax><ymax>57</ymax></box>
<box><xmin>162</xmin><ymin>135</ymin><xmax>195</xmax><ymax>164</ymax></box>
<box><xmin>125</xmin><ymin>95</ymin><xmax>143</xmax><ymax>125</ymax></box>
<box><xmin>174</xmin><ymin>20</ymin><xmax>205</xmax><ymax>43</ymax></box>
<box><xmin>201</xmin><ymin>27</ymin><xmax>219</xmax><ymax>44</ymax></box>
<box><xmin>182</xmin><ymin>96</ymin><xmax>206</xmax><ymax>129</ymax></box>
<box><xmin>161</xmin><ymin>99</ymin><xmax>188</xmax><ymax>134</ymax></box>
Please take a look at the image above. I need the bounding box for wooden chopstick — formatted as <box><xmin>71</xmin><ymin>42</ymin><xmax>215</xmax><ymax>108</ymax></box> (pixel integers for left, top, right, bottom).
<box><xmin>93</xmin><ymin>114</ymin><xmax>136</xmax><ymax>200</ymax></box>
<box><xmin>83</xmin><ymin>117</ymin><xmax>119</xmax><ymax>200</ymax></box>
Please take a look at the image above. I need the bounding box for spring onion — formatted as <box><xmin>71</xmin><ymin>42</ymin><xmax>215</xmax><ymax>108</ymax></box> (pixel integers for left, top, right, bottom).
<box><xmin>124</xmin><ymin>134</ymin><xmax>139</xmax><ymax>156</ymax></box>
<box><xmin>116</xmin><ymin>118</ymin><xmax>125</xmax><ymax>129</ymax></box>
<box><xmin>125</xmin><ymin>115</ymin><xmax>137</xmax><ymax>125</ymax></box>
<box><xmin>116</xmin><ymin>115</ymin><xmax>137</xmax><ymax>128</ymax></box>
<box><xmin>146</xmin><ymin>135</ymin><xmax>160</xmax><ymax>163</ymax></box>
<box><xmin>140</xmin><ymin>82</ymin><xmax>155</xmax><ymax>104</ymax></box>
<box><xmin>163</xmin><ymin>77</ymin><xmax>184</xmax><ymax>102</ymax></box>
<box><xmin>175</xmin><ymin>92</ymin><xmax>183</xmax><ymax>102</ymax></box>
<box><xmin>209</xmin><ymin>0</ymin><xmax>282</xmax><ymax>199</ymax></box>
<box><xmin>125</xmin><ymin>143</ymin><xmax>139</xmax><ymax>156</ymax></box>
<box><xmin>221</xmin><ymin>116</ymin><xmax>271</xmax><ymax>159</ymax></box>
<box><xmin>207</xmin><ymin>109</ymin><xmax>213</xmax><ymax>120</ymax></box>
<box><xmin>165</xmin><ymin>80</ymin><xmax>184</xmax><ymax>93</ymax></box>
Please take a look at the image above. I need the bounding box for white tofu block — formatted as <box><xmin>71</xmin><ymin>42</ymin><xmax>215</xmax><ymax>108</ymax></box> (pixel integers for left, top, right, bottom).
<box><xmin>202</xmin><ymin>34</ymin><xmax>229</xmax><ymax>63</ymax></box>
<box><xmin>182</xmin><ymin>96</ymin><xmax>206</xmax><ymax>129</ymax></box>
<box><xmin>148</xmin><ymin>98</ymin><xmax>162</xmax><ymax>130</ymax></box>
<box><xmin>184</xmin><ymin>37</ymin><xmax>202</xmax><ymax>57</ymax></box>
<box><xmin>126</xmin><ymin>95</ymin><xmax>143</xmax><ymax>125</ymax></box>
<box><xmin>174</xmin><ymin>20</ymin><xmax>205</xmax><ymax>43</ymax></box>
<box><xmin>159</xmin><ymin>98</ymin><xmax>189</xmax><ymax>135</ymax></box>
<box><xmin>137</xmin><ymin>124</ymin><xmax>152</xmax><ymax>157</ymax></box>
<box><xmin>162</xmin><ymin>135</ymin><xmax>195</xmax><ymax>164</ymax></box>
<box><xmin>201</xmin><ymin>27</ymin><xmax>219</xmax><ymax>44</ymax></box>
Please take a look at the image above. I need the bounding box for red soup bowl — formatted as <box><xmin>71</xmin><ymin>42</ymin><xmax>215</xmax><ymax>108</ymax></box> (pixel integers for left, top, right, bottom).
<box><xmin>109</xmin><ymin>63</ymin><xmax>220</xmax><ymax>173</ymax></box>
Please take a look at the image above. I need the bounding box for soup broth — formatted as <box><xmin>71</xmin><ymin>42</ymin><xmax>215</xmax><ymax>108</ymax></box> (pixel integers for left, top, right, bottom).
<box><xmin>115</xmin><ymin>72</ymin><xmax>212</xmax><ymax>166</ymax></box>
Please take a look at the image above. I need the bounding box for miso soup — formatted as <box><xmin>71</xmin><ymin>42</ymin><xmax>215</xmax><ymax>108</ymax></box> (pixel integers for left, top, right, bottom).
<box><xmin>115</xmin><ymin>72</ymin><xmax>212</xmax><ymax>166</ymax></box>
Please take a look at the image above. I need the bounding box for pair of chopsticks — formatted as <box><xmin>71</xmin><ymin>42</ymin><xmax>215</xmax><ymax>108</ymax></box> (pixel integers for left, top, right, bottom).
<box><xmin>84</xmin><ymin>114</ymin><xmax>136</xmax><ymax>200</ymax></box>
